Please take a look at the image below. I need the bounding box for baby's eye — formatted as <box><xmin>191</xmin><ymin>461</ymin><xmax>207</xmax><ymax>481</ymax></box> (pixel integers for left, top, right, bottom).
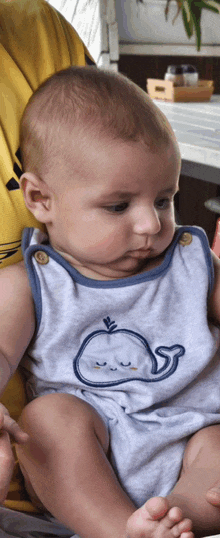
<box><xmin>155</xmin><ymin>198</ymin><xmax>171</xmax><ymax>210</ymax></box>
<box><xmin>104</xmin><ymin>202</ymin><xmax>129</xmax><ymax>213</ymax></box>
<box><xmin>120</xmin><ymin>362</ymin><xmax>131</xmax><ymax>367</ymax></box>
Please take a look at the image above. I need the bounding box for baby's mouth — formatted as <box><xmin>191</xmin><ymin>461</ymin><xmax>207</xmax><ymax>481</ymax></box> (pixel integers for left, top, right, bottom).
<box><xmin>127</xmin><ymin>248</ymin><xmax>152</xmax><ymax>259</ymax></box>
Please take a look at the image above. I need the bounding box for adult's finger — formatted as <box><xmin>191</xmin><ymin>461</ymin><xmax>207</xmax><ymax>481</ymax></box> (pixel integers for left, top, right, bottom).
<box><xmin>0</xmin><ymin>430</ymin><xmax>15</xmax><ymax>503</ymax></box>
<box><xmin>3</xmin><ymin>414</ymin><xmax>29</xmax><ymax>444</ymax></box>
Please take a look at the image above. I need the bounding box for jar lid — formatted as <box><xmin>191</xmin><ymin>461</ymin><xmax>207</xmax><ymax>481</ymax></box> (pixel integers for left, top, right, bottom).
<box><xmin>181</xmin><ymin>64</ymin><xmax>198</xmax><ymax>73</ymax></box>
<box><xmin>166</xmin><ymin>65</ymin><xmax>184</xmax><ymax>75</ymax></box>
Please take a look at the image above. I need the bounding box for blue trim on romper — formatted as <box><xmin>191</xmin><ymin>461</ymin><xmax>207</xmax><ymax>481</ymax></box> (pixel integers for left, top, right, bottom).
<box><xmin>22</xmin><ymin>229</ymin><xmax>43</xmax><ymax>334</ymax></box>
<box><xmin>175</xmin><ymin>225</ymin><xmax>214</xmax><ymax>297</ymax></box>
<box><xmin>22</xmin><ymin>225</ymin><xmax>214</xmax><ymax>330</ymax></box>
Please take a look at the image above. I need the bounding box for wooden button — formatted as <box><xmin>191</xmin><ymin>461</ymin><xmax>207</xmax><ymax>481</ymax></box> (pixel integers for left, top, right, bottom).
<box><xmin>34</xmin><ymin>251</ymin><xmax>49</xmax><ymax>264</ymax></box>
<box><xmin>179</xmin><ymin>232</ymin><xmax>193</xmax><ymax>246</ymax></box>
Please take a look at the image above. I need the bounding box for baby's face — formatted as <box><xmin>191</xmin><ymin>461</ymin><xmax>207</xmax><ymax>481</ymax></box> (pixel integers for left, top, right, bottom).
<box><xmin>48</xmin><ymin>135</ymin><xmax>181</xmax><ymax>280</ymax></box>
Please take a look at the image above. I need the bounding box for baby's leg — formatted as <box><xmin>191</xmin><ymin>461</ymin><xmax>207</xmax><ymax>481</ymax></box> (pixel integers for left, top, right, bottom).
<box><xmin>167</xmin><ymin>424</ymin><xmax>220</xmax><ymax>537</ymax></box>
<box><xmin>16</xmin><ymin>393</ymin><xmax>134</xmax><ymax>538</ymax></box>
<box><xmin>16</xmin><ymin>393</ymin><xmax>192</xmax><ymax>538</ymax></box>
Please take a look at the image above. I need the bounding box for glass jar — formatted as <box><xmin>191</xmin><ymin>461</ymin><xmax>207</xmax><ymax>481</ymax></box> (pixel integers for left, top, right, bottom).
<box><xmin>164</xmin><ymin>65</ymin><xmax>185</xmax><ymax>87</ymax></box>
<box><xmin>181</xmin><ymin>64</ymin><xmax>199</xmax><ymax>86</ymax></box>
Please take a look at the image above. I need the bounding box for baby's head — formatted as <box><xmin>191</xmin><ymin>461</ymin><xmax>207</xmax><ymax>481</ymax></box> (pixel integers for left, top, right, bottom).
<box><xmin>20</xmin><ymin>66</ymin><xmax>177</xmax><ymax>177</ymax></box>
<box><xmin>20</xmin><ymin>66</ymin><xmax>181</xmax><ymax>280</ymax></box>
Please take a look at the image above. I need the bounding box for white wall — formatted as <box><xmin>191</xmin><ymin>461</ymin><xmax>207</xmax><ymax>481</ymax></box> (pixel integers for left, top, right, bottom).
<box><xmin>47</xmin><ymin>0</ymin><xmax>119</xmax><ymax>69</ymax></box>
<box><xmin>116</xmin><ymin>0</ymin><xmax>220</xmax><ymax>45</ymax></box>
<box><xmin>47</xmin><ymin>0</ymin><xmax>101</xmax><ymax>63</ymax></box>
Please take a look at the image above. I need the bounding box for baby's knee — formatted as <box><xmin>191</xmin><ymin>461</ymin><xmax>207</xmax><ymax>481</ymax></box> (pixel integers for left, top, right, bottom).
<box><xmin>18</xmin><ymin>393</ymin><xmax>109</xmax><ymax>453</ymax></box>
<box><xmin>183</xmin><ymin>425</ymin><xmax>220</xmax><ymax>470</ymax></box>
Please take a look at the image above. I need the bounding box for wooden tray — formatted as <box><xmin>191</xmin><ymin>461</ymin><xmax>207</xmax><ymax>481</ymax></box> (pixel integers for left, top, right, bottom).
<box><xmin>147</xmin><ymin>79</ymin><xmax>214</xmax><ymax>102</ymax></box>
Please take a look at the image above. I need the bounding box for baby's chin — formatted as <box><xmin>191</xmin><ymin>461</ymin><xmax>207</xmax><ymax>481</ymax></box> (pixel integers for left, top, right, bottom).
<box><xmin>87</xmin><ymin>255</ymin><xmax>163</xmax><ymax>281</ymax></box>
<box><xmin>53</xmin><ymin>246</ymin><xmax>163</xmax><ymax>280</ymax></box>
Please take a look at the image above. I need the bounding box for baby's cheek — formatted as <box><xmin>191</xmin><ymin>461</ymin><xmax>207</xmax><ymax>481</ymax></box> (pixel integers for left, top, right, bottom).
<box><xmin>84</xmin><ymin>230</ymin><xmax>124</xmax><ymax>256</ymax></box>
<box><xmin>161</xmin><ymin>216</ymin><xmax>175</xmax><ymax>240</ymax></box>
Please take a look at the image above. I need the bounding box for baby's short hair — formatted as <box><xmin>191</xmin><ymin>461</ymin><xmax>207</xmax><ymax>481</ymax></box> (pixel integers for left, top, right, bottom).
<box><xmin>20</xmin><ymin>66</ymin><xmax>175</xmax><ymax>177</ymax></box>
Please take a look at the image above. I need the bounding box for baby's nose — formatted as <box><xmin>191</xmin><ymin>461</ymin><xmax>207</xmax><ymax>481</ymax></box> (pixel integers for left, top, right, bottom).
<box><xmin>133</xmin><ymin>207</ymin><xmax>161</xmax><ymax>236</ymax></box>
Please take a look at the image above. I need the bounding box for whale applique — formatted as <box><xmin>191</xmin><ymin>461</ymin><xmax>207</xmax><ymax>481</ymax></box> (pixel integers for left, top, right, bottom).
<box><xmin>73</xmin><ymin>317</ymin><xmax>185</xmax><ymax>387</ymax></box>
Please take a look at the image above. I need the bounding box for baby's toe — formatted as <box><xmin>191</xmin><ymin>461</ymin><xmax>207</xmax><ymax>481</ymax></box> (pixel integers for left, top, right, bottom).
<box><xmin>154</xmin><ymin>506</ymin><xmax>183</xmax><ymax>532</ymax></box>
<box><xmin>145</xmin><ymin>497</ymin><xmax>170</xmax><ymax>520</ymax></box>
<box><xmin>172</xmin><ymin>518</ymin><xmax>192</xmax><ymax>538</ymax></box>
<box><xmin>180</xmin><ymin>532</ymin><xmax>194</xmax><ymax>538</ymax></box>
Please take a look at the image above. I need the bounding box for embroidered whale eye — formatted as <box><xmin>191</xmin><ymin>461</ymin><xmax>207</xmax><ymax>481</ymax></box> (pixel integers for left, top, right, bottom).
<box><xmin>120</xmin><ymin>362</ymin><xmax>131</xmax><ymax>367</ymax></box>
<box><xmin>96</xmin><ymin>362</ymin><xmax>107</xmax><ymax>367</ymax></box>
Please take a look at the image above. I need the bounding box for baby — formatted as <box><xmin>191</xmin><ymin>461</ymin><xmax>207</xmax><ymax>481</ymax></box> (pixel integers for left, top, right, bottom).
<box><xmin>1</xmin><ymin>66</ymin><xmax>220</xmax><ymax>538</ymax></box>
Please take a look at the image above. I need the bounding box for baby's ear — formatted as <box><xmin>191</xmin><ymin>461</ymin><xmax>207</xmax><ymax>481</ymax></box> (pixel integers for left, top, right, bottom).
<box><xmin>20</xmin><ymin>172</ymin><xmax>52</xmax><ymax>223</ymax></box>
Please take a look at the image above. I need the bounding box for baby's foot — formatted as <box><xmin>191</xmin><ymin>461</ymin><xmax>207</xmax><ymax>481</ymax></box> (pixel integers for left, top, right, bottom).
<box><xmin>126</xmin><ymin>496</ymin><xmax>193</xmax><ymax>538</ymax></box>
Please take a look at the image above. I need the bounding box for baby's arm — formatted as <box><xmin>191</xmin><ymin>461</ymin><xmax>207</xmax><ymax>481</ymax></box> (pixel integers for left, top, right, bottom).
<box><xmin>0</xmin><ymin>261</ymin><xmax>35</xmax><ymax>442</ymax></box>
<box><xmin>205</xmin><ymin>251</ymin><xmax>220</xmax><ymax>509</ymax></box>
<box><xmin>208</xmin><ymin>251</ymin><xmax>220</xmax><ymax>323</ymax></box>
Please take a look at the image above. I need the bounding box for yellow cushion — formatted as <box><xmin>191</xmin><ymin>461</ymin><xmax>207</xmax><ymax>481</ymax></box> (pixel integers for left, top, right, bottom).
<box><xmin>0</xmin><ymin>0</ymin><xmax>95</xmax><ymax>512</ymax></box>
<box><xmin>0</xmin><ymin>0</ymin><xmax>95</xmax><ymax>269</ymax></box>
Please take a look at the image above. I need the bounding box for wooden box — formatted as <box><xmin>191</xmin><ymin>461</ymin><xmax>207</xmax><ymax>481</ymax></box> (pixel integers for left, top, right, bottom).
<box><xmin>146</xmin><ymin>79</ymin><xmax>214</xmax><ymax>102</ymax></box>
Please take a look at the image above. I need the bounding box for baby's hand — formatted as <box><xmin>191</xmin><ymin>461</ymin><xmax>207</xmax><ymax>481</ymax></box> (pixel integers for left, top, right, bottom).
<box><xmin>0</xmin><ymin>403</ymin><xmax>29</xmax><ymax>444</ymax></box>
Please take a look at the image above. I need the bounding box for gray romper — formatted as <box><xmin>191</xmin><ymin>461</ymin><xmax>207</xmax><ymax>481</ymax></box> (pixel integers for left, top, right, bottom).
<box><xmin>21</xmin><ymin>226</ymin><xmax>220</xmax><ymax>508</ymax></box>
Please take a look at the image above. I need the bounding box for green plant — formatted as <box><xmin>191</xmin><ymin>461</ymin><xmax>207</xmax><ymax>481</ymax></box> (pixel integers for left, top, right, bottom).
<box><xmin>165</xmin><ymin>0</ymin><xmax>220</xmax><ymax>50</ymax></box>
